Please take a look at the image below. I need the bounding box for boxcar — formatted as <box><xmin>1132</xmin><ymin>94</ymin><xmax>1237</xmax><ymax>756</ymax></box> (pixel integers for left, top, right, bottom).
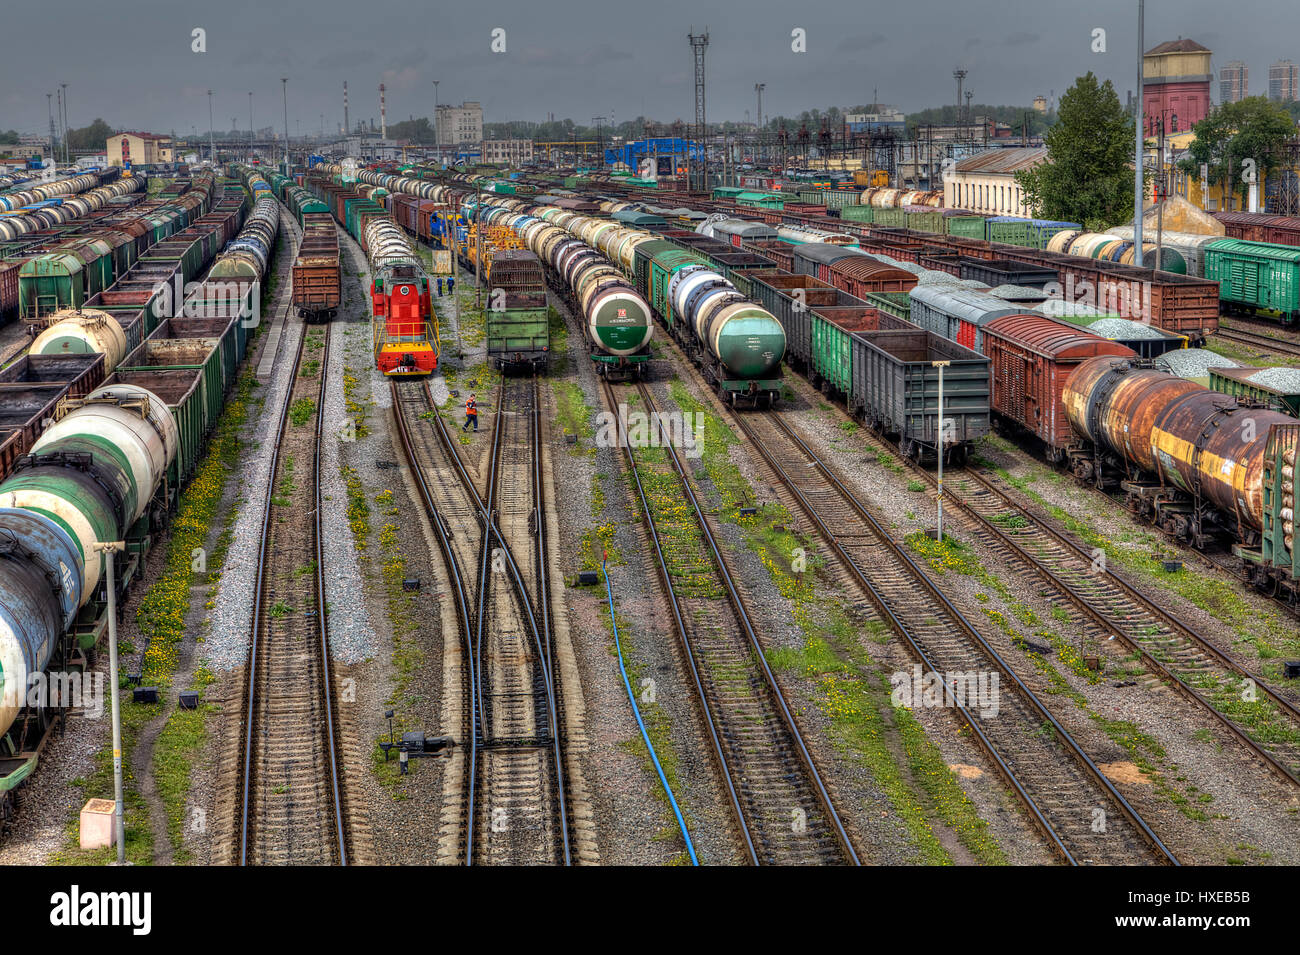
<box><xmin>981</xmin><ymin>313</ymin><xmax>1136</xmax><ymax>459</ymax></box>
<box><xmin>850</xmin><ymin>328</ymin><xmax>991</xmax><ymax>463</ymax></box>
<box><xmin>1203</xmin><ymin>239</ymin><xmax>1300</xmax><ymax>324</ymax></box>
<box><xmin>908</xmin><ymin>285</ymin><xmax>1025</xmax><ymax>351</ymax></box>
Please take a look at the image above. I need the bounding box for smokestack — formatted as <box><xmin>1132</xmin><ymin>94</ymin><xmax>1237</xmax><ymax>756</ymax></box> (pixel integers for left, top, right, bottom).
<box><xmin>344</xmin><ymin>81</ymin><xmax>350</xmax><ymax>137</ymax></box>
<box><xmin>379</xmin><ymin>83</ymin><xmax>387</xmax><ymax>139</ymax></box>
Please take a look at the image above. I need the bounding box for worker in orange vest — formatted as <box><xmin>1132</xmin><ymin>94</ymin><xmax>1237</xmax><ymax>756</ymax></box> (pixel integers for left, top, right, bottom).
<box><xmin>462</xmin><ymin>393</ymin><xmax>478</xmax><ymax>432</ymax></box>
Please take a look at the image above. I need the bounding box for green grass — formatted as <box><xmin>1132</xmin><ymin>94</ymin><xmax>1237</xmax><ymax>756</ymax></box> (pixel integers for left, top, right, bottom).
<box><xmin>552</xmin><ymin>380</ymin><xmax>594</xmax><ymax>452</ymax></box>
<box><xmin>289</xmin><ymin>397</ymin><xmax>316</xmax><ymax>427</ymax></box>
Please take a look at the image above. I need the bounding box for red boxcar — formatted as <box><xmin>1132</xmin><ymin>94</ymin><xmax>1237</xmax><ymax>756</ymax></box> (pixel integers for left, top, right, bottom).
<box><xmin>981</xmin><ymin>313</ymin><xmax>1136</xmax><ymax>459</ymax></box>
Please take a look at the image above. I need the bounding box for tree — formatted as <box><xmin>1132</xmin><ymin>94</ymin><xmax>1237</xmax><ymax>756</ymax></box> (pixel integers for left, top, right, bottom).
<box><xmin>68</xmin><ymin>118</ymin><xmax>115</xmax><ymax>151</ymax></box>
<box><xmin>0</xmin><ymin>129</ymin><xmax>18</xmax><ymax>144</ymax></box>
<box><xmin>1179</xmin><ymin>96</ymin><xmax>1297</xmax><ymax>210</ymax></box>
<box><xmin>1014</xmin><ymin>73</ymin><xmax>1135</xmax><ymax>229</ymax></box>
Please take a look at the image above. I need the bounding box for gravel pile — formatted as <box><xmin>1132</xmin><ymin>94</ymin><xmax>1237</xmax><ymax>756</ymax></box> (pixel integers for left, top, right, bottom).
<box><xmin>1090</xmin><ymin>317</ymin><xmax>1170</xmax><ymax>340</ymax></box>
<box><xmin>1156</xmin><ymin>347</ymin><xmax>1240</xmax><ymax>377</ymax></box>
<box><xmin>988</xmin><ymin>283</ymin><xmax>1049</xmax><ymax>301</ymax></box>
<box><xmin>1037</xmin><ymin>298</ymin><xmax>1104</xmax><ymax>319</ymax></box>
<box><xmin>1247</xmin><ymin>365</ymin><xmax>1300</xmax><ymax>391</ymax></box>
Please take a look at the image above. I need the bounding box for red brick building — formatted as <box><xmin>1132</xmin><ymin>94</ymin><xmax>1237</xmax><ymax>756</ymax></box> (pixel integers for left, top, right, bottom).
<box><xmin>1143</xmin><ymin>38</ymin><xmax>1213</xmax><ymax>136</ymax></box>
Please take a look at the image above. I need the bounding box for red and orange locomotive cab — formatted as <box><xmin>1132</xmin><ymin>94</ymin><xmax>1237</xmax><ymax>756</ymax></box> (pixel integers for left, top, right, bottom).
<box><xmin>365</xmin><ymin>220</ymin><xmax>439</xmax><ymax>375</ymax></box>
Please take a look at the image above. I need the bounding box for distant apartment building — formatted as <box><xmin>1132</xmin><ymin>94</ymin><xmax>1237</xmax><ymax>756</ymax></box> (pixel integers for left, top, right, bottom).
<box><xmin>435</xmin><ymin>101</ymin><xmax>483</xmax><ymax>144</ymax></box>
<box><xmin>107</xmin><ymin>131</ymin><xmax>174</xmax><ymax>167</ymax></box>
<box><xmin>1033</xmin><ymin>95</ymin><xmax>1048</xmax><ymax>113</ymax></box>
<box><xmin>1270</xmin><ymin>60</ymin><xmax>1299</xmax><ymax>102</ymax></box>
<box><xmin>1220</xmin><ymin>60</ymin><xmax>1248</xmax><ymax>103</ymax></box>
<box><xmin>481</xmin><ymin>139</ymin><xmax>534</xmax><ymax>165</ymax></box>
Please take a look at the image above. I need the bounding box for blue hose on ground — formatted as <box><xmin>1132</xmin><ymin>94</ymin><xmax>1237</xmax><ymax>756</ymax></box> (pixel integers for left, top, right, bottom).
<box><xmin>601</xmin><ymin>558</ymin><xmax>698</xmax><ymax>865</ymax></box>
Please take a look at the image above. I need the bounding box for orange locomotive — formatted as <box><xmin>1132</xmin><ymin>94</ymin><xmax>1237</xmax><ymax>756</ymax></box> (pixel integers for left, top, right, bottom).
<box><xmin>363</xmin><ymin>215</ymin><xmax>439</xmax><ymax>375</ymax></box>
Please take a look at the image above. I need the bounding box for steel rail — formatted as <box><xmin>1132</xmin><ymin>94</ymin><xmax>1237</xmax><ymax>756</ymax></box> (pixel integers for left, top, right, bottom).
<box><xmin>388</xmin><ymin>378</ymin><xmax>479</xmax><ymax>863</ymax></box>
<box><xmin>425</xmin><ymin>378</ymin><xmax>572</xmax><ymax>865</ymax></box>
<box><xmin>742</xmin><ymin>408</ymin><xmax>1179</xmax><ymax>866</ymax></box>
<box><xmin>239</xmin><ymin>322</ymin><xmax>346</xmax><ymax>865</ymax></box>
<box><xmin>631</xmin><ymin>379</ymin><xmax>860</xmax><ymax>865</ymax></box>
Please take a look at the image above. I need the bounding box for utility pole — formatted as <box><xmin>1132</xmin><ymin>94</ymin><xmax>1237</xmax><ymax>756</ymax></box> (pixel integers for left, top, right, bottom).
<box><xmin>432</xmin><ymin>80</ymin><xmax>439</xmax><ymax>162</ymax></box>
<box><xmin>94</xmin><ymin>541</ymin><xmax>127</xmax><ymax>865</ymax></box>
<box><xmin>1134</xmin><ymin>0</ymin><xmax>1146</xmax><ymax>266</ymax></box>
<box><xmin>932</xmin><ymin>362</ymin><xmax>950</xmax><ymax>541</ymax></box>
<box><xmin>47</xmin><ymin>93</ymin><xmax>56</xmax><ymax>159</ymax></box>
<box><xmin>281</xmin><ymin>77</ymin><xmax>290</xmax><ymax>170</ymax></box>
<box><xmin>207</xmin><ymin>90</ymin><xmax>215</xmax><ymax>165</ymax></box>
<box><xmin>248</xmin><ymin>92</ymin><xmax>254</xmax><ymax>162</ymax></box>
<box><xmin>689</xmin><ymin>30</ymin><xmax>709</xmax><ymax>193</ymax></box>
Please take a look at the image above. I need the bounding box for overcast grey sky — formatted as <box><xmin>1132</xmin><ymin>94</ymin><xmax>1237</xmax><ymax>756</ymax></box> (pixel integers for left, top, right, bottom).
<box><xmin>2</xmin><ymin>0</ymin><xmax>1296</xmax><ymax>137</ymax></box>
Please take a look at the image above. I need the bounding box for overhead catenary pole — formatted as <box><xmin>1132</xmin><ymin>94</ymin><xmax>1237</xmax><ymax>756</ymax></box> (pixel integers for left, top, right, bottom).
<box><xmin>1134</xmin><ymin>0</ymin><xmax>1145</xmax><ymax>266</ymax></box>
<box><xmin>207</xmin><ymin>90</ymin><xmax>215</xmax><ymax>164</ymax></box>
<box><xmin>248</xmin><ymin>92</ymin><xmax>254</xmax><ymax>162</ymax></box>
<box><xmin>432</xmin><ymin>80</ymin><xmax>439</xmax><ymax>161</ymax></box>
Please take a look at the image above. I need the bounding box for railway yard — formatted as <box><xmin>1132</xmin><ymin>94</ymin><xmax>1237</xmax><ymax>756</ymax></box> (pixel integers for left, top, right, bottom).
<box><xmin>0</xmin><ymin>158</ymin><xmax>1296</xmax><ymax>883</ymax></box>
<box><xmin>4</xmin><ymin>13</ymin><xmax>1300</xmax><ymax>902</ymax></box>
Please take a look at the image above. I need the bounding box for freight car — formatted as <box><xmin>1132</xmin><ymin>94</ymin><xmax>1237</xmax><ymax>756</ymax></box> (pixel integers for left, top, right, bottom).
<box><xmin>484</xmin><ymin>249</ymin><xmax>549</xmax><ymax>372</ymax></box>
<box><xmin>981</xmin><ymin>313</ymin><xmax>1136</xmax><ymax>460</ymax></box>
<box><xmin>851</xmin><ymin>328</ymin><xmax>990</xmax><ymax>463</ymax></box>
<box><xmin>0</xmin><ymin>177</ymin><xmax>267</xmax><ymax>820</ymax></box>
<box><xmin>1203</xmin><ymin>239</ymin><xmax>1300</xmax><ymax>324</ymax></box>
<box><xmin>1064</xmin><ymin>357</ymin><xmax>1298</xmax><ymax>603</ymax></box>
<box><xmin>636</xmin><ymin>241</ymin><xmax>785</xmax><ymax>404</ymax></box>
<box><xmin>292</xmin><ymin>211</ymin><xmax>341</xmax><ymax>322</ymax></box>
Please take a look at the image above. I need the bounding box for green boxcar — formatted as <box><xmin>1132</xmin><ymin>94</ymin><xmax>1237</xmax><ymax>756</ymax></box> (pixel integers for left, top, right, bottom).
<box><xmin>1246</xmin><ymin>422</ymin><xmax>1299</xmax><ymax>591</ymax></box>
<box><xmin>1203</xmin><ymin>239</ymin><xmax>1300</xmax><ymax>322</ymax></box>
<box><xmin>822</xmin><ymin>190</ymin><xmax>860</xmax><ymax>210</ymax></box>
<box><xmin>114</xmin><ymin>366</ymin><xmax>207</xmax><ymax>488</ymax></box>
<box><xmin>841</xmin><ymin>205</ymin><xmax>874</xmax><ymax>223</ymax></box>
<box><xmin>19</xmin><ymin>244</ymin><xmax>115</xmax><ymax>318</ymax></box>
<box><xmin>487</xmin><ymin>305</ymin><xmax>549</xmax><ymax>368</ymax></box>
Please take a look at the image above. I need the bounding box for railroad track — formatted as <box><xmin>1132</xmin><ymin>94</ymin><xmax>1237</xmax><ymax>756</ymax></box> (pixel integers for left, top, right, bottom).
<box><xmin>390</xmin><ymin>375</ymin><xmax>571</xmax><ymax>865</ymax></box>
<box><xmin>932</xmin><ymin>461</ymin><xmax>1300</xmax><ymax>788</ymax></box>
<box><xmin>237</xmin><ymin>322</ymin><xmax>348</xmax><ymax>865</ymax></box>
<box><xmin>1215</xmin><ymin>324</ymin><xmax>1300</xmax><ymax>360</ymax></box>
<box><xmin>601</xmin><ymin>377</ymin><xmax>859</xmax><ymax>866</ymax></box>
<box><xmin>727</xmin><ymin>407</ymin><xmax>1178</xmax><ymax>865</ymax></box>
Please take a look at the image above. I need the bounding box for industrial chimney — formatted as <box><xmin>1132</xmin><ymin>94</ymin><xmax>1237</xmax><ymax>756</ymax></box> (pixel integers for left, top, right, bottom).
<box><xmin>379</xmin><ymin>83</ymin><xmax>387</xmax><ymax>139</ymax></box>
<box><xmin>344</xmin><ymin>81</ymin><xmax>350</xmax><ymax>137</ymax></box>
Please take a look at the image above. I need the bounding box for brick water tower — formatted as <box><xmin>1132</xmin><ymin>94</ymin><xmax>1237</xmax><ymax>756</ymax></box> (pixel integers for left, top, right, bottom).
<box><xmin>1142</xmin><ymin>38</ymin><xmax>1212</xmax><ymax>136</ymax></box>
